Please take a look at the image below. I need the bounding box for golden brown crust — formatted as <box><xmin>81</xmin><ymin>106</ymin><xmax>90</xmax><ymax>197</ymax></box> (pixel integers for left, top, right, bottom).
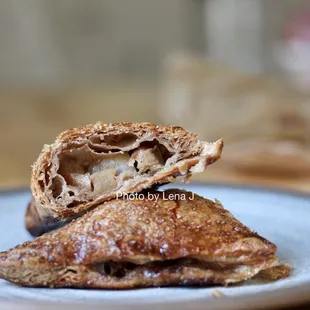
<box><xmin>257</xmin><ymin>264</ymin><xmax>291</xmax><ymax>281</ymax></box>
<box><xmin>0</xmin><ymin>258</ymin><xmax>278</xmax><ymax>289</ymax></box>
<box><xmin>29</xmin><ymin>122</ymin><xmax>223</xmax><ymax>235</ymax></box>
<box><xmin>1</xmin><ymin>190</ymin><xmax>278</xmax><ymax>288</ymax></box>
<box><xmin>57</xmin><ymin>122</ymin><xmax>199</xmax><ymax>147</ymax></box>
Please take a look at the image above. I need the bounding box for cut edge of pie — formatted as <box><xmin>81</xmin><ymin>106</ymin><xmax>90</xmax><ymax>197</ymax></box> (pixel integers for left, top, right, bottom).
<box><xmin>29</xmin><ymin>122</ymin><xmax>223</xmax><ymax>234</ymax></box>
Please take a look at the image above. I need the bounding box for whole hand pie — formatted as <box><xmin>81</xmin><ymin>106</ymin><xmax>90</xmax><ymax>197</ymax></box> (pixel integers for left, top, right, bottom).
<box><xmin>1</xmin><ymin>190</ymin><xmax>281</xmax><ymax>288</ymax></box>
<box><xmin>28</xmin><ymin>122</ymin><xmax>223</xmax><ymax>235</ymax></box>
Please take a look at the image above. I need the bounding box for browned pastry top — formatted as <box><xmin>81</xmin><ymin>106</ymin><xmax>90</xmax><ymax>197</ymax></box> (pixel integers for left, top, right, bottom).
<box><xmin>57</xmin><ymin>122</ymin><xmax>199</xmax><ymax>148</ymax></box>
<box><xmin>1</xmin><ymin>190</ymin><xmax>278</xmax><ymax>288</ymax></box>
<box><xmin>24</xmin><ymin>189</ymin><xmax>275</xmax><ymax>265</ymax></box>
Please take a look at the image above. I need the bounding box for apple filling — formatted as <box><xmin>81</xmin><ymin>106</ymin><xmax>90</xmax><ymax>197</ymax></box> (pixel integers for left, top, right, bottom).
<box><xmin>49</xmin><ymin>141</ymin><xmax>173</xmax><ymax>207</ymax></box>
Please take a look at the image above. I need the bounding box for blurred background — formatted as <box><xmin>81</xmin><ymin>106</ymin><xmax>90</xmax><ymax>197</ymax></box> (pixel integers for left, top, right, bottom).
<box><xmin>2</xmin><ymin>0</ymin><xmax>310</xmax><ymax>191</ymax></box>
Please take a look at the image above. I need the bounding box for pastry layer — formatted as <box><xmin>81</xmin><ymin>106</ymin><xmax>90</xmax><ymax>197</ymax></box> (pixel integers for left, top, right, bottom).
<box><xmin>1</xmin><ymin>257</ymin><xmax>279</xmax><ymax>288</ymax></box>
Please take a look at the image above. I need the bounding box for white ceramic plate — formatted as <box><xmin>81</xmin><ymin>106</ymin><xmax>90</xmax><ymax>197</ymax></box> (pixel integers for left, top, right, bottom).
<box><xmin>0</xmin><ymin>184</ymin><xmax>310</xmax><ymax>310</ymax></box>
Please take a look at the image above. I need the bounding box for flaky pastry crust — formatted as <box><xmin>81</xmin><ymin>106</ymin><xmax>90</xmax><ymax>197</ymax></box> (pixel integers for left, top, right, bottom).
<box><xmin>3</xmin><ymin>190</ymin><xmax>278</xmax><ymax>288</ymax></box>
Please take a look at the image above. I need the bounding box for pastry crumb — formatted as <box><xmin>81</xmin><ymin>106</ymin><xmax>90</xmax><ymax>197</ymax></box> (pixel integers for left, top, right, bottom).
<box><xmin>212</xmin><ymin>289</ymin><xmax>225</xmax><ymax>298</ymax></box>
<box><xmin>257</xmin><ymin>263</ymin><xmax>291</xmax><ymax>281</ymax></box>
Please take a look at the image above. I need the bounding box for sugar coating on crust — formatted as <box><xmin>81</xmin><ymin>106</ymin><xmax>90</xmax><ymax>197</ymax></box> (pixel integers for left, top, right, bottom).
<box><xmin>1</xmin><ymin>190</ymin><xmax>278</xmax><ymax>288</ymax></box>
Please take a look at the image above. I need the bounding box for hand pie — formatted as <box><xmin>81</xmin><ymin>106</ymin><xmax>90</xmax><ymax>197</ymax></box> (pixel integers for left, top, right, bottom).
<box><xmin>1</xmin><ymin>190</ymin><xmax>281</xmax><ymax>288</ymax></box>
<box><xmin>28</xmin><ymin>122</ymin><xmax>223</xmax><ymax>235</ymax></box>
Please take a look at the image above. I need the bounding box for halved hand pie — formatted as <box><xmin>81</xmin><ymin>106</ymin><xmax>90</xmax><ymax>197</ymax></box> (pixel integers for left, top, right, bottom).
<box><xmin>28</xmin><ymin>122</ymin><xmax>223</xmax><ymax>235</ymax></box>
<box><xmin>2</xmin><ymin>190</ymin><xmax>281</xmax><ymax>288</ymax></box>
